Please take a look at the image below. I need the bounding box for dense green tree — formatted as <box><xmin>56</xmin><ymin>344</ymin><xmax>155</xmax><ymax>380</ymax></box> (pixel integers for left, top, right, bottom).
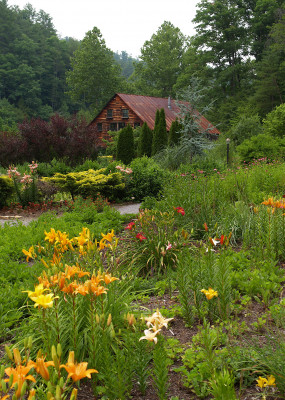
<box><xmin>263</xmin><ymin>103</ymin><xmax>285</xmax><ymax>138</ymax></box>
<box><xmin>66</xmin><ymin>27</ymin><xmax>122</xmax><ymax>110</ymax></box>
<box><xmin>0</xmin><ymin>1</ymin><xmax>79</xmax><ymax>120</ymax></box>
<box><xmin>252</xmin><ymin>7</ymin><xmax>285</xmax><ymax>116</ymax></box>
<box><xmin>193</xmin><ymin>0</ymin><xmax>251</xmax><ymax>97</ymax></box>
<box><xmin>227</xmin><ymin>115</ymin><xmax>263</xmax><ymax>146</ymax></box>
<box><xmin>116</xmin><ymin>124</ymin><xmax>135</xmax><ymax>164</ymax></box>
<box><xmin>152</xmin><ymin>108</ymin><xmax>168</xmax><ymax>155</ymax></box>
<box><xmin>138</xmin><ymin>122</ymin><xmax>153</xmax><ymax>157</ymax></box>
<box><xmin>168</xmin><ymin>119</ymin><xmax>183</xmax><ymax>146</ymax></box>
<box><xmin>132</xmin><ymin>21</ymin><xmax>186</xmax><ymax>97</ymax></box>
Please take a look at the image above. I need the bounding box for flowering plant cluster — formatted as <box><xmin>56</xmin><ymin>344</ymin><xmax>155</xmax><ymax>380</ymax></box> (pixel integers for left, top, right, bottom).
<box><xmin>123</xmin><ymin>208</ymin><xmax>190</xmax><ymax>274</ymax></box>
<box><xmin>139</xmin><ymin>309</ymin><xmax>173</xmax><ymax>344</ymax></box>
<box><xmin>1</xmin><ymin>341</ymin><xmax>97</xmax><ymax>400</ymax></box>
<box><xmin>115</xmin><ymin>165</ymin><xmax>133</xmax><ymax>174</ymax></box>
<box><xmin>6</xmin><ymin>162</ymin><xmax>39</xmax><ymax>206</ymax></box>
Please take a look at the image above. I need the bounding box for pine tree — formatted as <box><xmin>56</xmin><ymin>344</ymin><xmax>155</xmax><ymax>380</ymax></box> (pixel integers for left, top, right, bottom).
<box><xmin>116</xmin><ymin>124</ymin><xmax>135</xmax><ymax>164</ymax></box>
<box><xmin>152</xmin><ymin>108</ymin><xmax>168</xmax><ymax>155</ymax></box>
<box><xmin>138</xmin><ymin>122</ymin><xmax>153</xmax><ymax>157</ymax></box>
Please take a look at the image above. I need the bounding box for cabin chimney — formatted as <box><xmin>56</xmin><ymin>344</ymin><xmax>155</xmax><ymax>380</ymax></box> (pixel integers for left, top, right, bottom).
<box><xmin>168</xmin><ymin>96</ymin><xmax>171</xmax><ymax>110</ymax></box>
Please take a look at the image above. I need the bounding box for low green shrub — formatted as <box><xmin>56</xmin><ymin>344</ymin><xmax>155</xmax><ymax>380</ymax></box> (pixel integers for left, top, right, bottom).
<box><xmin>43</xmin><ymin>168</ymin><xmax>125</xmax><ymax>201</ymax></box>
<box><xmin>128</xmin><ymin>157</ymin><xmax>168</xmax><ymax>201</ymax></box>
<box><xmin>0</xmin><ymin>175</ymin><xmax>14</xmax><ymax>208</ymax></box>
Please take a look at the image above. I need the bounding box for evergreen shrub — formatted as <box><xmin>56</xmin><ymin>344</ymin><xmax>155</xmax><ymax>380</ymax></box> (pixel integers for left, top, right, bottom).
<box><xmin>152</xmin><ymin>109</ymin><xmax>168</xmax><ymax>155</ymax></box>
<box><xmin>43</xmin><ymin>168</ymin><xmax>125</xmax><ymax>201</ymax></box>
<box><xmin>0</xmin><ymin>175</ymin><xmax>14</xmax><ymax>208</ymax></box>
<box><xmin>138</xmin><ymin>122</ymin><xmax>153</xmax><ymax>157</ymax></box>
<box><xmin>116</xmin><ymin>124</ymin><xmax>135</xmax><ymax>164</ymax></box>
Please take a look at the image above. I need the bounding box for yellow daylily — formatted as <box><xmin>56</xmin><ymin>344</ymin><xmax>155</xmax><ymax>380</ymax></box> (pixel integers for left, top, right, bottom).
<box><xmin>31</xmin><ymin>293</ymin><xmax>56</xmax><ymax>308</ymax></box>
<box><xmin>23</xmin><ymin>283</ymin><xmax>48</xmax><ymax>299</ymax></box>
<box><xmin>201</xmin><ymin>287</ymin><xmax>218</xmax><ymax>300</ymax></box>
<box><xmin>101</xmin><ymin>229</ymin><xmax>115</xmax><ymax>242</ymax></box>
<box><xmin>44</xmin><ymin>228</ymin><xmax>57</xmax><ymax>244</ymax></box>
<box><xmin>22</xmin><ymin>246</ymin><xmax>36</xmax><ymax>262</ymax></box>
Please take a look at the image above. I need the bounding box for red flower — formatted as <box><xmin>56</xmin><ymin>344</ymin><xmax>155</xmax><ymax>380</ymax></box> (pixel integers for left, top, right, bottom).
<box><xmin>175</xmin><ymin>207</ymin><xmax>185</xmax><ymax>216</ymax></box>
<box><xmin>125</xmin><ymin>222</ymin><xmax>135</xmax><ymax>230</ymax></box>
<box><xmin>203</xmin><ymin>223</ymin><xmax>208</xmax><ymax>232</ymax></box>
<box><xmin>136</xmin><ymin>233</ymin><xmax>147</xmax><ymax>241</ymax></box>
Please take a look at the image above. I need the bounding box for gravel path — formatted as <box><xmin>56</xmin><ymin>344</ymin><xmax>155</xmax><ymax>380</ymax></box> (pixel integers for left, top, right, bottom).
<box><xmin>0</xmin><ymin>203</ymin><xmax>141</xmax><ymax>227</ymax></box>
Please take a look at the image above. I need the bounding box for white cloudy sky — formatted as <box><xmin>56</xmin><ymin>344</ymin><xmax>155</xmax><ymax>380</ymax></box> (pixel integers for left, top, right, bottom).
<box><xmin>9</xmin><ymin>0</ymin><xmax>200</xmax><ymax>58</ymax></box>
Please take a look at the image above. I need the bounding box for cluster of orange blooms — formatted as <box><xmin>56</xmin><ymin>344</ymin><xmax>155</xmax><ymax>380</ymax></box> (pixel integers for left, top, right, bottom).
<box><xmin>2</xmin><ymin>345</ymin><xmax>97</xmax><ymax>400</ymax></box>
<box><xmin>38</xmin><ymin>266</ymin><xmax>119</xmax><ymax>297</ymax></box>
<box><xmin>262</xmin><ymin>197</ymin><xmax>285</xmax><ymax>209</ymax></box>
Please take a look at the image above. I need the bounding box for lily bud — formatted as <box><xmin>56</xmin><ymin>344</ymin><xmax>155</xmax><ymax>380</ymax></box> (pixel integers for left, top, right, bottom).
<box><xmin>57</xmin><ymin>343</ymin><xmax>62</xmax><ymax>358</ymax></box>
<box><xmin>5</xmin><ymin>346</ymin><xmax>13</xmax><ymax>361</ymax></box>
<box><xmin>70</xmin><ymin>388</ymin><xmax>78</xmax><ymax>400</ymax></box>
<box><xmin>55</xmin><ymin>384</ymin><xmax>61</xmax><ymax>400</ymax></box>
<box><xmin>95</xmin><ymin>314</ymin><xmax>100</xmax><ymax>324</ymax></box>
<box><xmin>52</xmin><ymin>346</ymin><xmax>59</xmax><ymax>370</ymax></box>
<box><xmin>21</xmin><ymin>381</ymin><xmax>27</xmax><ymax>397</ymax></box>
<box><xmin>8</xmin><ymin>374</ymin><xmax>14</xmax><ymax>387</ymax></box>
<box><xmin>107</xmin><ymin>313</ymin><xmax>112</xmax><ymax>326</ymax></box>
<box><xmin>59</xmin><ymin>377</ymin><xmax>64</xmax><ymax>388</ymax></box>
<box><xmin>28</xmin><ymin>336</ymin><xmax>33</xmax><ymax>349</ymax></box>
<box><xmin>24</xmin><ymin>337</ymin><xmax>28</xmax><ymax>349</ymax></box>
<box><xmin>0</xmin><ymin>365</ymin><xmax>5</xmax><ymax>379</ymax></box>
<box><xmin>1</xmin><ymin>379</ymin><xmax>6</xmax><ymax>392</ymax></box>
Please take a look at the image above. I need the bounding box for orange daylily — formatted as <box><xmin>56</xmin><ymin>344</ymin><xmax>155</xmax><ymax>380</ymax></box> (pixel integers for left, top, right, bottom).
<box><xmin>5</xmin><ymin>363</ymin><xmax>36</xmax><ymax>398</ymax></box>
<box><xmin>60</xmin><ymin>351</ymin><xmax>98</xmax><ymax>382</ymax></box>
<box><xmin>31</xmin><ymin>355</ymin><xmax>54</xmax><ymax>380</ymax></box>
<box><xmin>103</xmin><ymin>273</ymin><xmax>119</xmax><ymax>285</ymax></box>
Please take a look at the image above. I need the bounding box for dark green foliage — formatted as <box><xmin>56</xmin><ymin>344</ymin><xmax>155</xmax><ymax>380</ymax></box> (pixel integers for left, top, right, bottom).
<box><xmin>0</xmin><ymin>175</ymin><xmax>14</xmax><ymax>208</ymax></box>
<box><xmin>168</xmin><ymin>118</ymin><xmax>182</xmax><ymax>146</ymax></box>
<box><xmin>152</xmin><ymin>108</ymin><xmax>168</xmax><ymax>156</ymax></box>
<box><xmin>138</xmin><ymin>122</ymin><xmax>153</xmax><ymax>157</ymax></box>
<box><xmin>128</xmin><ymin>157</ymin><xmax>168</xmax><ymax>201</ymax></box>
<box><xmin>116</xmin><ymin>124</ymin><xmax>135</xmax><ymax>165</ymax></box>
<box><xmin>263</xmin><ymin>103</ymin><xmax>285</xmax><ymax>138</ymax></box>
<box><xmin>227</xmin><ymin>115</ymin><xmax>263</xmax><ymax>146</ymax></box>
<box><xmin>0</xmin><ymin>1</ymin><xmax>80</xmax><ymax>119</ymax></box>
<box><xmin>236</xmin><ymin>133</ymin><xmax>284</xmax><ymax>162</ymax></box>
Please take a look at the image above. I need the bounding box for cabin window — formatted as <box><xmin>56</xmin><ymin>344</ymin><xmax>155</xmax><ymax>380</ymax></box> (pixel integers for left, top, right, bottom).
<box><xmin>97</xmin><ymin>123</ymin><xmax>102</xmax><ymax>132</ymax></box>
<box><xmin>107</xmin><ymin>109</ymin><xmax>113</xmax><ymax>119</ymax></box>
<box><xmin>110</xmin><ymin>123</ymin><xmax>117</xmax><ymax>131</ymax></box>
<box><xmin>122</xmin><ymin>109</ymin><xmax>129</xmax><ymax>118</ymax></box>
<box><xmin>118</xmin><ymin>122</ymin><xmax>126</xmax><ymax>130</ymax></box>
<box><xmin>134</xmin><ymin>122</ymin><xmax>141</xmax><ymax>128</ymax></box>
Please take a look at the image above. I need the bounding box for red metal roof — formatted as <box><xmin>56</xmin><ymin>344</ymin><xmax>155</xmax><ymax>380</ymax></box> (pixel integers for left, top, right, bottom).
<box><xmin>117</xmin><ymin>93</ymin><xmax>220</xmax><ymax>135</ymax></box>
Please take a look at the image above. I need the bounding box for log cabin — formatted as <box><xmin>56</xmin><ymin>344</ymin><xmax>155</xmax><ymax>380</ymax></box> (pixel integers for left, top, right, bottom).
<box><xmin>90</xmin><ymin>93</ymin><xmax>220</xmax><ymax>147</ymax></box>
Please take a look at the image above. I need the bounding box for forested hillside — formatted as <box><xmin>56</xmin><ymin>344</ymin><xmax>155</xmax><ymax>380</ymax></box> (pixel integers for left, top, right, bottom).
<box><xmin>1</xmin><ymin>0</ymin><xmax>285</xmax><ymax>136</ymax></box>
